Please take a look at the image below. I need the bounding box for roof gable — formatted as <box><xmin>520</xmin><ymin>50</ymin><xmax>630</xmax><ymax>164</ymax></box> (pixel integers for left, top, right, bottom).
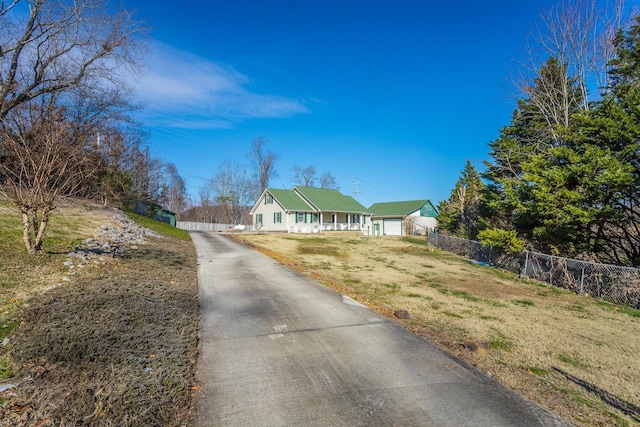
<box><xmin>267</xmin><ymin>188</ymin><xmax>314</xmax><ymax>211</ymax></box>
<box><xmin>369</xmin><ymin>199</ymin><xmax>435</xmax><ymax>217</ymax></box>
<box><xmin>293</xmin><ymin>186</ymin><xmax>368</xmax><ymax>213</ymax></box>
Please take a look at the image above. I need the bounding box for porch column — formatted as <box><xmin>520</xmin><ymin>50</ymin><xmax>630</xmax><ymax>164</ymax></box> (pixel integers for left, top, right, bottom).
<box><xmin>334</xmin><ymin>213</ymin><xmax>337</xmax><ymax>230</ymax></box>
<box><xmin>348</xmin><ymin>213</ymin><xmax>351</xmax><ymax>229</ymax></box>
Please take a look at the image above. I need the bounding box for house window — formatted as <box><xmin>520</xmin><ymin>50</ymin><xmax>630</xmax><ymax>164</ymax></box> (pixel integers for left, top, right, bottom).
<box><xmin>264</xmin><ymin>194</ymin><xmax>274</xmax><ymax>204</ymax></box>
<box><xmin>312</xmin><ymin>213</ymin><xmax>319</xmax><ymax>223</ymax></box>
<box><xmin>297</xmin><ymin>212</ymin><xmax>305</xmax><ymax>223</ymax></box>
<box><xmin>255</xmin><ymin>214</ymin><xmax>263</xmax><ymax>224</ymax></box>
<box><xmin>274</xmin><ymin>212</ymin><xmax>282</xmax><ymax>223</ymax></box>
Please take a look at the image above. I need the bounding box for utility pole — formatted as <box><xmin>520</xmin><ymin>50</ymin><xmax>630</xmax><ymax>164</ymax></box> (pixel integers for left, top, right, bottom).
<box><xmin>352</xmin><ymin>177</ymin><xmax>362</xmax><ymax>199</ymax></box>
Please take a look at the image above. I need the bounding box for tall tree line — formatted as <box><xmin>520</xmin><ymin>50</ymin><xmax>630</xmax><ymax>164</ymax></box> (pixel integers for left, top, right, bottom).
<box><xmin>439</xmin><ymin>3</ymin><xmax>640</xmax><ymax>267</ymax></box>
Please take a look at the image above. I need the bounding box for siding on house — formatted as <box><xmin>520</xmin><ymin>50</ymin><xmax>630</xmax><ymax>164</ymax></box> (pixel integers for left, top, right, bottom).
<box><xmin>250</xmin><ymin>187</ymin><xmax>372</xmax><ymax>233</ymax></box>
<box><xmin>251</xmin><ymin>189</ymin><xmax>313</xmax><ymax>232</ymax></box>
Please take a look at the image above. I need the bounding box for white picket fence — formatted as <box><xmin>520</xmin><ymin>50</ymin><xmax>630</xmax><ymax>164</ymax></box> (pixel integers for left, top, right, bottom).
<box><xmin>176</xmin><ymin>221</ymin><xmax>254</xmax><ymax>232</ymax></box>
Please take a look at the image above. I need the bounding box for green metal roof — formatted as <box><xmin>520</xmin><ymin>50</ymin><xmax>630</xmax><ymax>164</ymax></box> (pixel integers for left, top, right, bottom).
<box><xmin>293</xmin><ymin>186</ymin><xmax>368</xmax><ymax>213</ymax></box>
<box><xmin>369</xmin><ymin>200</ymin><xmax>437</xmax><ymax>217</ymax></box>
<box><xmin>267</xmin><ymin>188</ymin><xmax>314</xmax><ymax>211</ymax></box>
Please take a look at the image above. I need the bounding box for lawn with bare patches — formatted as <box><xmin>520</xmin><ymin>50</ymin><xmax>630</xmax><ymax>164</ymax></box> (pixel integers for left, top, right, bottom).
<box><xmin>234</xmin><ymin>232</ymin><xmax>640</xmax><ymax>427</ymax></box>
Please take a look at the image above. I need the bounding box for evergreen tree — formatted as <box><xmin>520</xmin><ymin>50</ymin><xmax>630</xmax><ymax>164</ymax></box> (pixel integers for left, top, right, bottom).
<box><xmin>569</xmin><ymin>16</ymin><xmax>640</xmax><ymax>265</ymax></box>
<box><xmin>437</xmin><ymin>160</ymin><xmax>483</xmax><ymax>239</ymax></box>
<box><xmin>482</xmin><ymin>56</ymin><xmax>584</xmax><ymax>249</ymax></box>
<box><xmin>519</xmin><ymin>17</ymin><xmax>640</xmax><ymax>263</ymax></box>
<box><xmin>481</xmin><ymin>19</ymin><xmax>640</xmax><ymax>265</ymax></box>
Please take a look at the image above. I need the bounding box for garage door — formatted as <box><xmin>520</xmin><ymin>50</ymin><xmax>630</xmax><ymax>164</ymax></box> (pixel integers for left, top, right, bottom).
<box><xmin>383</xmin><ymin>219</ymin><xmax>402</xmax><ymax>236</ymax></box>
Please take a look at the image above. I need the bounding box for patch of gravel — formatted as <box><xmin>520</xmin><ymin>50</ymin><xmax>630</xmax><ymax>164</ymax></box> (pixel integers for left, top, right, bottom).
<box><xmin>67</xmin><ymin>210</ymin><xmax>160</xmax><ymax>264</ymax></box>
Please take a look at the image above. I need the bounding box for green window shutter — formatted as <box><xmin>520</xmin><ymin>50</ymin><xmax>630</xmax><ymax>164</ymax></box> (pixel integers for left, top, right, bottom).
<box><xmin>295</xmin><ymin>213</ymin><xmax>298</xmax><ymax>223</ymax></box>
<box><xmin>304</xmin><ymin>213</ymin><xmax>308</xmax><ymax>223</ymax></box>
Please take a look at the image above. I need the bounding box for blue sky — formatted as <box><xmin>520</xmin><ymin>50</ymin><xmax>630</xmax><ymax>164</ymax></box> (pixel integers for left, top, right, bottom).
<box><xmin>129</xmin><ymin>1</ymin><xmax>558</xmax><ymax>208</ymax></box>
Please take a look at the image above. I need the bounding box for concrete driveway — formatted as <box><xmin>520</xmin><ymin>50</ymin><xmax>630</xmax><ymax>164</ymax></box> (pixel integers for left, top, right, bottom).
<box><xmin>191</xmin><ymin>231</ymin><xmax>570</xmax><ymax>426</ymax></box>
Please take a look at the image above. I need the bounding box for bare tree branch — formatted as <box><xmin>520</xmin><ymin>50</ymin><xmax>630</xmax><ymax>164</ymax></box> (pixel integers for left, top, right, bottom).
<box><xmin>210</xmin><ymin>161</ymin><xmax>252</xmax><ymax>224</ymax></box>
<box><xmin>291</xmin><ymin>165</ymin><xmax>316</xmax><ymax>187</ymax></box>
<box><xmin>0</xmin><ymin>0</ymin><xmax>145</xmax><ymax>119</ymax></box>
<box><xmin>248</xmin><ymin>136</ymin><xmax>278</xmax><ymax>199</ymax></box>
<box><xmin>319</xmin><ymin>171</ymin><xmax>338</xmax><ymax>190</ymax></box>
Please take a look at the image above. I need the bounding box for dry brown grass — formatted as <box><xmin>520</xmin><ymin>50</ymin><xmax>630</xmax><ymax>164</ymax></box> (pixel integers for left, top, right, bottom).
<box><xmin>0</xmin><ymin>198</ymin><xmax>114</xmax><ymax>315</ymax></box>
<box><xmin>0</xmin><ymin>200</ymin><xmax>199</xmax><ymax>426</ymax></box>
<box><xmin>234</xmin><ymin>232</ymin><xmax>640</xmax><ymax>427</ymax></box>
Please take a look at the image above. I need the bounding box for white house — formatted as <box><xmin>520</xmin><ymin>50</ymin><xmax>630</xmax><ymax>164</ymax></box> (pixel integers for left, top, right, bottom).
<box><xmin>250</xmin><ymin>186</ymin><xmax>372</xmax><ymax>234</ymax></box>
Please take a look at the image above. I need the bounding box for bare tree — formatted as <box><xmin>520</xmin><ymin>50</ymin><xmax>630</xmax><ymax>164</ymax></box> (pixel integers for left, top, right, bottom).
<box><xmin>506</xmin><ymin>0</ymin><xmax>631</xmax><ymax>149</ymax></box>
<box><xmin>66</xmin><ymin>88</ymin><xmax>146</xmax><ymax>206</ymax></box>
<box><xmin>525</xmin><ymin>0</ymin><xmax>629</xmax><ymax>109</ymax></box>
<box><xmin>319</xmin><ymin>171</ymin><xmax>339</xmax><ymax>190</ymax></box>
<box><xmin>210</xmin><ymin>161</ymin><xmax>252</xmax><ymax>224</ymax></box>
<box><xmin>526</xmin><ymin>57</ymin><xmax>582</xmax><ymax>145</ymax></box>
<box><xmin>0</xmin><ymin>0</ymin><xmax>144</xmax><ymax>254</ymax></box>
<box><xmin>128</xmin><ymin>145</ymin><xmax>166</xmax><ymax>205</ymax></box>
<box><xmin>291</xmin><ymin>165</ymin><xmax>316</xmax><ymax>187</ymax></box>
<box><xmin>248</xmin><ymin>136</ymin><xmax>278</xmax><ymax>199</ymax></box>
<box><xmin>0</xmin><ymin>0</ymin><xmax>144</xmax><ymax>120</ymax></box>
<box><xmin>0</xmin><ymin>108</ymin><xmax>100</xmax><ymax>253</ymax></box>
<box><xmin>196</xmin><ymin>186</ymin><xmax>218</xmax><ymax>223</ymax></box>
<box><xmin>403</xmin><ymin>216</ymin><xmax>418</xmax><ymax>237</ymax></box>
<box><xmin>158</xmin><ymin>163</ymin><xmax>186</xmax><ymax>214</ymax></box>
<box><xmin>92</xmin><ymin>127</ymin><xmax>145</xmax><ymax>206</ymax></box>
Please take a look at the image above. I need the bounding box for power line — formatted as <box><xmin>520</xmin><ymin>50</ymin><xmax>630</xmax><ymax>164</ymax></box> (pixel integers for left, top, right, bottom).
<box><xmin>352</xmin><ymin>177</ymin><xmax>362</xmax><ymax>199</ymax></box>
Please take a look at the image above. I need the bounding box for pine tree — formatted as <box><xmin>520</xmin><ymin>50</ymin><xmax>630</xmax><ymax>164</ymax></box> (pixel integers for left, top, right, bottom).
<box><xmin>482</xmin><ymin>56</ymin><xmax>584</xmax><ymax>249</ymax></box>
<box><xmin>482</xmin><ymin>20</ymin><xmax>640</xmax><ymax>265</ymax></box>
<box><xmin>437</xmin><ymin>160</ymin><xmax>484</xmax><ymax>239</ymax></box>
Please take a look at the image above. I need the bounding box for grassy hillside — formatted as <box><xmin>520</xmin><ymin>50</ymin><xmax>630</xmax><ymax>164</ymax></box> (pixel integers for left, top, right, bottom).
<box><xmin>0</xmin><ymin>199</ymin><xmax>113</xmax><ymax>346</ymax></box>
<box><xmin>0</xmin><ymin>198</ymin><xmax>199</xmax><ymax>426</ymax></box>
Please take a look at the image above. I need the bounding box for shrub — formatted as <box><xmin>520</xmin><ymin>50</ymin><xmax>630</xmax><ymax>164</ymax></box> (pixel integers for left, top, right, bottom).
<box><xmin>478</xmin><ymin>228</ymin><xmax>525</xmax><ymax>254</ymax></box>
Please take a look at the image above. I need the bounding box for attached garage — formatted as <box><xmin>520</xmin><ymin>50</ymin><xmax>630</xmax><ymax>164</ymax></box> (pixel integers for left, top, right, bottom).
<box><xmin>383</xmin><ymin>219</ymin><xmax>402</xmax><ymax>236</ymax></box>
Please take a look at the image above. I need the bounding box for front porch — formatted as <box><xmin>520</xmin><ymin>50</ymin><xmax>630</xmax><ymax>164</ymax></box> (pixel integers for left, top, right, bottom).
<box><xmin>287</xmin><ymin>211</ymin><xmax>370</xmax><ymax>234</ymax></box>
<box><xmin>321</xmin><ymin>222</ymin><xmax>364</xmax><ymax>231</ymax></box>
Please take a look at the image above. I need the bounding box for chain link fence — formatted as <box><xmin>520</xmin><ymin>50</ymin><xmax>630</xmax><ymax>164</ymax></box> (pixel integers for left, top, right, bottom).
<box><xmin>428</xmin><ymin>232</ymin><xmax>640</xmax><ymax>309</ymax></box>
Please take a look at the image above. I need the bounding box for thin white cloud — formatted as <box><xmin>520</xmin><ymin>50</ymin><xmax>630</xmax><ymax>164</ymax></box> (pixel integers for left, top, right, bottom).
<box><xmin>133</xmin><ymin>42</ymin><xmax>310</xmax><ymax>128</ymax></box>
